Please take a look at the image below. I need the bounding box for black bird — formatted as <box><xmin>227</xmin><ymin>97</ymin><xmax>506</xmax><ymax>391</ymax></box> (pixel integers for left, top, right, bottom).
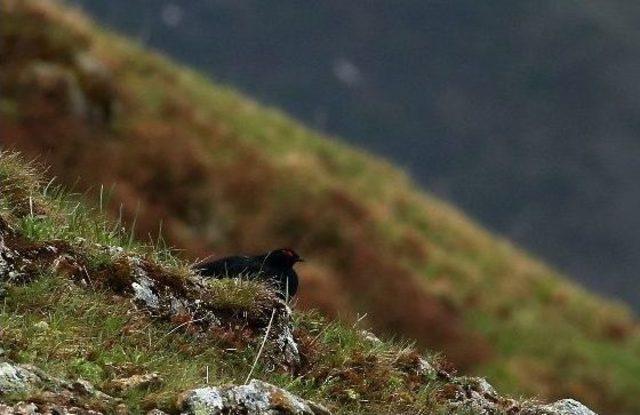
<box><xmin>193</xmin><ymin>248</ymin><xmax>303</xmax><ymax>301</ymax></box>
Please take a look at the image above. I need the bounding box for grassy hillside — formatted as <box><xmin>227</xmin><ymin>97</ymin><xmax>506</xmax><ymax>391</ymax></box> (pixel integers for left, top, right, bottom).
<box><xmin>0</xmin><ymin>151</ymin><xmax>508</xmax><ymax>414</ymax></box>
<box><xmin>73</xmin><ymin>0</ymin><xmax>640</xmax><ymax>309</ymax></box>
<box><xmin>0</xmin><ymin>154</ymin><xmax>607</xmax><ymax>414</ymax></box>
<box><xmin>1</xmin><ymin>1</ymin><xmax>640</xmax><ymax>413</ymax></box>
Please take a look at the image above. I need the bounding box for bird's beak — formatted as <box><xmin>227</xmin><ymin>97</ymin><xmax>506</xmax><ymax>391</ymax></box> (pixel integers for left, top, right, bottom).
<box><xmin>297</xmin><ymin>257</ymin><xmax>305</xmax><ymax>263</ymax></box>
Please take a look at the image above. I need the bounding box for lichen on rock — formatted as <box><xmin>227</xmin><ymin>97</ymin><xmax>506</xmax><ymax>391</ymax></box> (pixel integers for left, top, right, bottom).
<box><xmin>131</xmin><ymin>276</ymin><xmax>161</xmax><ymax>310</ymax></box>
<box><xmin>0</xmin><ymin>362</ymin><xmax>40</xmax><ymax>394</ymax></box>
<box><xmin>0</xmin><ymin>220</ymin><xmax>25</xmax><ymax>284</ymax></box>
<box><xmin>527</xmin><ymin>399</ymin><xmax>598</xmax><ymax>415</ymax></box>
<box><xmin>443</xmin><ymin>375</ymin><xmax>599</xmax><ymax>415</ymax></box>
<box><xmin>179</xmin><ymin>379</ymin><xmax>331</xmax><ymax>415</ymax></box>
<box><xmin>269</xmin><ymin>305</ymin><xmax>301</xmax><ymax>369</ymax></box>
<box><xmin>0</xmin><ymin>360</ymin><xmax>119</xmax><ymax>413</ymax></box>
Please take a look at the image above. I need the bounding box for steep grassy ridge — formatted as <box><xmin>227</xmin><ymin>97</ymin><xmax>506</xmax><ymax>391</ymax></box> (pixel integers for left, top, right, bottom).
<box><xmin>1</xmin><ymin>1</ymin><xmax>640</xmax><ymax>413</ymax></box>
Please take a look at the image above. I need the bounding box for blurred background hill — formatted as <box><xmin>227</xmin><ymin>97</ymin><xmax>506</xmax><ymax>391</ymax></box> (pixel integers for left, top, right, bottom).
<box><xmin>67</xmin><ymin>0</ymin><xmax>640</xmax><ymax>308</ymax></box>
<box><xmin>2</xmin><ymin>1</ymin><xmax>640</xmax><ymax>413</ymax></box>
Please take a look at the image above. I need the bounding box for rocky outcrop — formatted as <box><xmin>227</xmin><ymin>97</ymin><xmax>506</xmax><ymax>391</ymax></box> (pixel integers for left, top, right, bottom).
<box><xmin>527</xmin><ymin>399</ymin><xmax>598</xmax><ymax>415</ymax></box>
<box><xmin>0</xmin><ymin>360</ymin><xmax>331</xmax><ymax>415</ymax></box>
<box><xmin>0</xmin><ymin>361</ymin><xmax>119</xmax><ymax>414</ymax></box>
<box><xmin>0</xmin><ymin>360</ymin><xmax>598</xmax><ymax>415</ymax></box>
<box><xmin>0</xmin><ymin>219</ymin><xmax>23</xmax><ymax>286</ymax></box>
<box><xmin>178</xmin><ymin>380</ymin><xmax>331</xmax><ymax>415</ymax></box>
<box><xmin>0</xmin><ymin>218</ymin><xmax>301</xmax><ymax>371</ymax></box>
<box><xmin>442</xmin><ymin>375</ymin><xmax>598</xmax><ymax>415</ymax></box>
<box><xmin>115</xmin><ymin>250</ymin><xmax>301</xmax><ymax>369</ymax></box>
<box><xmin>0</xmin><ymin>219</ymin><xmax>601</xmax><ymax>415</ymax></box>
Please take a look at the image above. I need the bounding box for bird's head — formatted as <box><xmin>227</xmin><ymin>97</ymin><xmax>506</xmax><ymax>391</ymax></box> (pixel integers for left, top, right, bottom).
<box><xmin>266</xmin><ymin>248</ymin><xmax>304</xmax><ymax>268</ymax></box>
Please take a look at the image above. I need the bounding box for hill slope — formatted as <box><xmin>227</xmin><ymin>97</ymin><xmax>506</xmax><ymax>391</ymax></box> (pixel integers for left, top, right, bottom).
<box><xmin>1</xmin><ymin>1</ymin><xmax>640</xmax><ymax>413</ymax></box>
<box><xmin>71</xmin><ymin>0</ymin><xmax>640</xmax><ymax>308</ymax></box>
<box><xmin>0</xmin><ymin>152</ymin><xmax>602</xmax><ymax>415</ymax></box>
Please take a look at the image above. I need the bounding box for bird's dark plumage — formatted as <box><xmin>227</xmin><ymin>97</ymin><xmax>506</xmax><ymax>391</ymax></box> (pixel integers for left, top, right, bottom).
<box><xmin>193</xmin><ymin>248</ymin><xmax>303</xmax><ymax>301</ymax></box>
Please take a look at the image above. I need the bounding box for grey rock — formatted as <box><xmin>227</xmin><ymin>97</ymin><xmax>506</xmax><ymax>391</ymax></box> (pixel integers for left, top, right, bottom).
<box><xmin>472</xmin><ymin>378</ymin><xmax>497</xmax><ymax>396</ymax></box>
<box><xmin>132</xmin><ymin>276</ymin><xmax>161</xmax><ymax>310</ymax></box>
<box><xmin>0</xmin><ymin>402</ymin><xmax>105</xmax><ymax>415</ymax></box>
<box><xmin>532</xmin><ymin>399</ymin><xmax>598</xmax><ymax>415</ymax></box>
<box><xmin>0</xmin><ymin>360</ymin><xmax>117</xmax><ymax>412</ymax></box>
<box><xmin>0</xmin><ymin>402</ymin><xmax>39</xmax><ymax>415</ymax></box>
<box><xmin>180</xmin><ymin>379</ymin><xmax>331</xmax><ymax>415</ymax></box>
<box><xmin>445</xmin><ymin>376</ymin><xmax>600</xmax><ymax>415</ymax></box>
<box><xmin>416</xmin><ymin>357</ymin><xmax>437</xmax><ymax>378</ymax></box>
<box><xmin>359</xmin><ymin>330</ymin><xmax>382</xmax><ymax>345</ymax></box>
<box><xmin>0</xmin><ymin>362</ymin><xmax>40</xmax><ymax>394</ymax></box>
<box><xmin>446</xmin><ymin>376</ymin><xmax>518</xmax><ymax>415</ymax></box>
<box><xmin>271</xmin><ymin>305</ymin><xmax>301</xmax><ymax>368</ymax></box>
<box><xmin>0</xmin><ymin>223</ymin><xmax>24</xmax><ymax>283</ymax></box>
